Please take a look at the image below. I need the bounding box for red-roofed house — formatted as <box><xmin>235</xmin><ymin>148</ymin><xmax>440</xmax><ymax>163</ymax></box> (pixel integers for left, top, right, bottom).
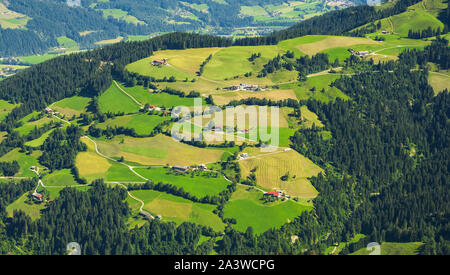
<box><xmin>152</xmin><ymin>58</ymin><xmax>167</xmax><ymax>66</ymax></box>
<box><xmin>265</xmin><ymin>191</ymin><xmax>280</xmax><ymax>198</ymax></box>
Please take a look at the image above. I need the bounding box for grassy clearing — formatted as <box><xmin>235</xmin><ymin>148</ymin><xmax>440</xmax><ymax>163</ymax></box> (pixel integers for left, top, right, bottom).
<box><xmin>223</xmin><ymin>185</ymin><xmax>312</xmax><ymax>234</ymax></box>
<box><xmin>25</xmin><ymin>128</ymin><xmax>56</xmax><ymax>148</ymax></box>
<box><xmin>51</xmin><ymin>96</ymin><xmax>91</xmax><ymax>117</ymax></box>
<box><xmin>0</xmin><ymin>3</ymin><xmax>30</xmax><ymax>29</ymax></box>
<box><xmin>239</xmin><ymin>149</ymin><xmax>322</xmax><ymax>198</ymax></box>
<box><xmin>0</xmin><ymin>99</ymin><xmax>18</xmax><ymax>121</ymax></box>
<box><xmin>98</xmin><ymin>83</ymin><xmax>141</xmax><ymax>114</ymax></box>
<box><xmin>95</xmin><ymin>134</ymin><xmax>225</xmax><ymax>166</ymax></box>
<box><xmin>57</xmin><ymin>36</ymin><xmax>79</xmax><ymax>51</ymax></box>
<box><xmin>130</xmin><ymin>189</ymin><xmax>226</xmax><ymax>231</ymax></box>
<box><xmin>14</xmin><ymin>114</ymin><xmax>56</xmax><ymax>136</ymax></box>
<box><xmin>78</xmin><ymin>136</ymin><xmax>143</xmax><ymax>183</ymax></box>
<box><xmin>6</xmin><ymin>193</ymin><xmax>44</xmax><ymax>221</ymax></box>
<box><xmin>98</xmin><ymin>8</ymin><xmax>146</xmax><ymax>25</ymax></box>
<box><xmin>351</xmin><ymin>242</ymin><xmax>424</xmax><ymax>255</ymax></box>
<box><xmin>96</xmin><ymin>113</ymin><xmax>169</xmax><ymax>136</ymax></box>
<box><xmin>0</xmin><ymin>149</ymin><xmax>42</xmax><ymax>177</ymax></box>
<box><xmin>95</xmin><ymin>36</ymin><xmax>123</xmax><ymax>45</ymax></box>
<box><xmin>18</xmin><ymin>54</ymin><xmax>57</xmax><ymax>65</ymax></box>
<box><xmin>281</xmin><ymin>74</ymin><xmax>349</xmax><ymax>103</ymax></box>
<box><xmin>134</xmin><ymin>167</ymin><xmax>230</xmax><ymax>198</ymax></box>
<box><xmin>42</xmin><ymin>169</ymin><xmax>77</xmax><ymax>187</ymax></box>
<box><xmin>429</xmin><ymin>72</ymin><xmax>450</xmax><ymax>95</ymax></box>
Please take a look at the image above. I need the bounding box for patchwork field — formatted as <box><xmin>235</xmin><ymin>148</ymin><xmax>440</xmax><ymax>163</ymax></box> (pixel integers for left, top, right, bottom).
<box><xmin>42</xmin><ymin>169</ymin><xmax>77</xmax><ymax>187</ymax></box>
<box><xmin>223</xmin><ymin>185</ymin><xmax>312</xmax><ymax>234</ymax></box>
<box><xmin>0</xmin><ymin>3</ymin><xmax>30</xmax><ymax>29</ymax></box>
<box><xmin>78</xmin><ymin>137</ymin><xmax>144</xmax><ymax>183</ymax></box>
<box><xmin>25</xmin><ymin>128</ymin><xmax>56</xmax><ymax>148</ymax></box>
<box><xmin>130</xmin><ymin>189</ymin><xmax>226</xmax><ymax>231</ymax></box>
<box><xmin>239</xmin><ymin>149</ymin><xmax>322</xmax><ymax>198</ymax></box>
<box><xmin>94</xmin><ymin>134</ymin><xmax>226</xmax><ymax>166</ymax></box>
<box><xmin>134</xmin><ymin>167</ymin><xmax>230</xmax><ymax>198</ymax></box>
<box><xmin>14</xmin><ymin>112</ymin><xmax>58</xmax><ymax>136</ymax></box>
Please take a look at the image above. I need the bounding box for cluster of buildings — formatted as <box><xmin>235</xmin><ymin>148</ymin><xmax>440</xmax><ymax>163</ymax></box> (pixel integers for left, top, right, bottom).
<box><xmin>172</xmin><ymin>164</ymin><xmax>207</xmax><ymax>173</ymax></box>
<box><xmin>224</xmin><ymin>83</ymin><xmax>261</xmax><ymax>92</ymax></box>
<box><xmin>238</xmin><ymin>153</ymin><xmax>249</xmax><ymax>160</ymax></box>
<box><xmin>349</xmin><ymin>49</ymin><xmax>370</xmax><ymax>57</ymax></box>
<box><xmin>45</xmin><ymin>107</ymin><xmax>59</xmax><ymax>115</ymax></box>
<box><xmin>264</xmin><ymin>190</ymin><xmax>290</xmax><ymax>199</ymax></box>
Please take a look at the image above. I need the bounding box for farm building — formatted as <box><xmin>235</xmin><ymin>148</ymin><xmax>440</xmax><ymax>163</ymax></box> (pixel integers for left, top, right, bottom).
<box><xmin>152</xmin><ymin>58</ymin><xmax>168</xmax><ymax>66</ymax></box>
<box><xmin>139</xmin><ymin>211</ymin><xmax>153</xmax><ymax>219</ymax></box>
<box><xmin>172</xmin><ymin>165</ymin><xmax>189</xmax><ymax>173</ymax></box>
<box><xmin>239</xmin><ymin>153</ymin><xmax>249</xmax><ymax>160</ymax></box>
<box><xmin>32</xmin><ymin>192</ymin><xmax>43</xmax><ymax>202</ymax></box>
<box><xmin>265</xmin><ymin>191</ymin><xmax>280</xmax><ymax>198</ymax></box>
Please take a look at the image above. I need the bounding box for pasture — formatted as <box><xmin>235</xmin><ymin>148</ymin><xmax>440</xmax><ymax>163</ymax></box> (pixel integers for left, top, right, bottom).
<box><xmin>0</xmin><ymin>99</ymin><xmax>18</xmax><ymax>121</ymax></box>
<box><xmin>223</xmin><ymin>185</ymin><xmax>312</xmax><ymax>234</ymax></box>
<box><xmin>94</xmin><ymin>134</ymin><xmax>226</xmax><ymax>166</ymax></box>
<box><xmin>117</xmin><ymin>82</ymin><xmax>203</xmax><ymax>107</ymax></box>
<box><xmin>239</xmin><ymin>149</ymin><xmax>322</xmax><ymax>198</ymax></box>
<box><xmin>96</xmin><ymin>113</ymin><xmax>169</xmax><ymax>136</ymax></box>
<box><xmin>98</xmin><ymin>83</ymin><xmax>141</xmax><ymax>114</ymax></box>
<box><xmin>0</xmin><ymin>149</ymin><xmax>42</xmax><ymax>178</ymax></box>
<box><xmin>130</xmin><ymin>189</ymin><xmax>226</xmax><ymax>231</ymax></box>
<box><xmin>428</xmin><ymin>72</ymin><xmax>450</xmax><ymax>95</ymax></box>
<box><xmin>25</xmin><ymin>128</ymin><xmax>56</xmax><ymax>148</ymax></box>
<box><xmin>51</xmin><ymin>96</ymin><xmax>91</xmax><ymax>117</ymax></box>
<box><xmin>6</xmin><ymin>193</ymin><xmax>45</xmax><ymax>221</ymax></box>
<box><xmin>42</xmin><ymin>169</ymin><xmax>77</xmax><ymax>187</ymax></box>
<box><xmin>133</xmin><ymin>167</ymin><xmax>230</xmax><ymax>198</ymax></box>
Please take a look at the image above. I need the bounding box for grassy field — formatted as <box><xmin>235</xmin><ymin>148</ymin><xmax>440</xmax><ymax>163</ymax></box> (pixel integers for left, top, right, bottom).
<box><xmin>239</xmin><ymin>149</ymin><xmax>322</xmax><ymax>198</ymax></box>
<box><xmin>94</xmin><ymin>134</ymin><xmax>226</xmax><ymax>166</ymax></box>
<box><xmin>96</xmin><ymin>113</ymin><xmax>169</xmax><ymax>136</ymax></box>
<box><xmin>203</xmin><ymin>46</ymin><xmax>282</xmax><ymax>80</ymax></box>
<box><xmin>429</xmin><ymin>72</ymin><xmax>450</xmax><ymax>95</ymax></box>
<box><xmin>211</xmin><ymin>88</ymin><xmax>298</xmax><ymax>106</ymax></box>
<box><xmin>6</xmin><ymin>193</ymin><xmax>45</xmax><ymax>221</ymax></box>
<box><xmin>98</xmin><ymin>83</ymin><xmax>141</xmax><ymax>114</ymax></box>
<box><xmin>351</xmin><ymin>242</ymin><xmax>424</xmax><ymax>255</ymax></box>
<box><xmin>130</xmin><ymin>189</ymin><xmax>226</xmax><ymax>231</ymax></box>
<box><xmin>25</xmin><ymin>128</ymin><xmax>56</xmax><ymax>148</ymax></box>
<box><xmin>14</xmin><ymin>113</ymin><xmax>57</xmax><ymax>136</ymax></box>
<box><xmin>78</xmin><ymin>137</ymin><xmax>144</xmax><ymax>183</ymax></box>
<box><xmin>42</xmin><ymin>169</ymin><xmax>77</xmax><ymax>187</ymax></box>
<box><xmin>134</xmin><ymin>167</ymin><xmax>230</xmax><ymax>198</ymax></box>
<box><xmin>0</xmin><ymin>149</ymin><xmax>42</xmax><ymax>178</ymax></box>
<box><xmin>98</xmin><ymin>8</ymin><xmax>146</xmax><ymax>25</ymax></box>
<box><xmin>0</xmin><ymin>99</ymin><xmax>18</xmax><ymax>121</ymax></box>
<box><xmin>57</xmin><ymin>36</ymin><xmax>79</xmax><ymax>51</ymax></box>
<box><xmin>51</xmin><ymin>96</ymin><xmax>91</xmax><ymax>117</ymax></box>
<box><xmin>294</xmin><ymin>36</ymin><xmax>381</xmax><ymax>56</ymax></box>
<box><xmin>126</xmin><ymin>48</ymin><xmax>222</xmax><ymax>80</ymax></box>
<box><xmin>280</xmin><ymin>73</ymin><xmax>349</xmax><ymax>103</ymax></box>
<box><xmin>116</xmin><ymin>82</ymin><xmax>203</xmax><ymax>107</ymax></box>
<box><xmin>223</xmin><ymin>185</ymin><xmax>312</xmax><ymax>234</ymax></box>
<box><xmin>0</xmin><ymin>3</ymin><xmax>30</xmax><ymax>29</ymax></box>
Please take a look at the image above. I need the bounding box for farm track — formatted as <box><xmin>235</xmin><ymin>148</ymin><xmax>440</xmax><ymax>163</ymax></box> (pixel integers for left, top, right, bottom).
<box><xmin>113</xmin><ymin>80</ymin><xmax>144</xmax><ymax>108</ymax></box>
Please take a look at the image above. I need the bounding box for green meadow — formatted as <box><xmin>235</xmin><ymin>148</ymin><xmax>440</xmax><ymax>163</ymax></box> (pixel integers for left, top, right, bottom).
<box><xmin>51</xmin><ymin>96</ymin><xmax>91</xmax><ymax>117</ymax></box>
<box><xmin>223</xmin><ymin>185</ymin><xmax>312</xmax><ymax>234</ymax></box>
<box><xmin>351</xmin><ymin>242</ymin><xmax>424</xmax><ymax>255</ymax></box>
<box><xmin>130</xmin><ymin>189</ymin><xmax>226</xmax><ymax>231</ymax></box>
<box><xmin>0</xmin><ymin>99</ymin><xmax>18</xmax><ymax>121</ymax></box>
<box><xmin>96</xmin><ymin>113</ymin><xmax>169</xmax><ymax>136</ymax></box>
<box><xmin>0</xmin><ymin>149</ymin><xmax>42</xmax><ymax>178</ymax></box>
<box><xmin>134</xmin><ymin>167</ymin><xmax>230</xmax><ymax>198</ymax></box>
<box><xmin>98</xmin><ymin>83</ymin><xmax>141</xmax><ymax>114</ymax></box>
<box><xmin>6</xmin><ymin>193</ymin><xmax>45</xmax><ymax>221</ymax></box>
